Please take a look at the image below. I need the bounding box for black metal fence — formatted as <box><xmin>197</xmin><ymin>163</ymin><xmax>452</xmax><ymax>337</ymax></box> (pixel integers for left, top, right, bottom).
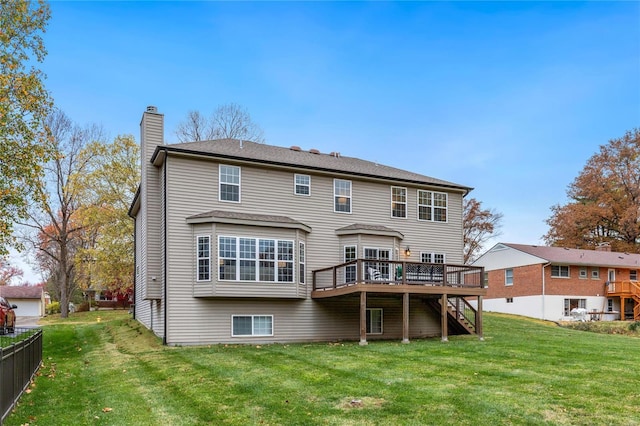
<box><xmin>0</xmin><ymin>328</ymin><xmax>43</xmax><ymax>425</ymax></box>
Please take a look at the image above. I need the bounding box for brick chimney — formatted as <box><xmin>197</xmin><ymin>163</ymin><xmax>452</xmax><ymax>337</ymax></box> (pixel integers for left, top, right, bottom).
<box><xmin>595</xmin><ymin>242</ymin><xmax>611</xmax><ymax>252</ymax></box>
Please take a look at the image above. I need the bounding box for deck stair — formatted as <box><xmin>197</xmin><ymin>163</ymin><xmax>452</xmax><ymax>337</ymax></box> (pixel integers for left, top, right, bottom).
<box><xmin>425</xmin><ymin>297</ymin><xmax>477</xmax><ymax>335</ymax></box>
<box><xmin>606</xmin><ymin>281</ymin><xmax>640</xmax><ymax>321</ymax></box>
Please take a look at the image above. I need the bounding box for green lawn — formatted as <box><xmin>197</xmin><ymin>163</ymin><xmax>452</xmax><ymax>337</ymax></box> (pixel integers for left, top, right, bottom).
<box><xmin>5</xmin><ymin>311</ymin><xmax>640</xmax><ymax>425</ymax></box>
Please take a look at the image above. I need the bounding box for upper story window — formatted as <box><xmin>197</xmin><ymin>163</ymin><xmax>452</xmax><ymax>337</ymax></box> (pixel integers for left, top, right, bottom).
<box><xmin>219</xmin><ymin>165</ymin><xmax>240</xmax><ymax>202</ymax></box>
<box><xmin>631</xmin><ymin>270</ymin><xmax>638</xmax><ymax>281</ymax></box>
<box><xmin>197</xmin><ymin>235</ymin><xmax>211</xmax><ymax>281</ymax></box>
<box><xmin>417</xmin><ymin>190</ymin><xmax>448</xmax><ymax>222</ymax></box>
<box><xmin>579</xmin><ymin>267</ymin><xmax>587</xmax><ymax>279</ymax></box>
<box><xmin>334</xmin><ymin>179</ymin><xmax>352</xmax><ymax>213</ymax></box>
<box><xmin>505</xmin><ymin>268</ymin><xmax>513</xmax><ymax>286</ymax></box>
<box><xmin>391</xmin><ymin>187</ymin><xmax>407</xmax><ymax>218</ymax></box>
<box><xmin>219</xmin><ymin>236</ymin><xmax>294</xmax><ymax>283</ymax></box>
<box><xmin>344</xmin><ymin>245</ymin><xmax>357</xmax><ymax>283</ymax></box>
<box><xmin>294</xmin><ymin>174</ymin><xmax>310</xmax><ymax>196</ymax></box>
<box><xmin>551</xmin><ymin>265</ymin><xmax>570</xmax><ymax>278</ymax></box>
<box><xmin>591</xmin><ymin>268</ymin><xmax>600</xmax><ymax>279</ymax></box>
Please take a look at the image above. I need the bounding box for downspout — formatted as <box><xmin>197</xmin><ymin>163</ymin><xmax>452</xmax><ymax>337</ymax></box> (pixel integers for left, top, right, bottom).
<box><xmin>541</xmin><ymin>262</ymin><xmax>550</xmax><ymax>320</ymax></box>
<box><xmin>163</xmin><ymin>159</ymin><xmax>168</xmax><ymax>345</ymax></box>
<box><xmin>133</xmin><ymin>219</ymin><xmax>137</xmax><ymax>320</ymax></box>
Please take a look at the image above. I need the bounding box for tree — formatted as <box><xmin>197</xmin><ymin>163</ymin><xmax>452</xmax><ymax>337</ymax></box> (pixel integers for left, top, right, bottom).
<box><xmin>74</xmin><ymin>135</ymin><xmax>139</xmax><ymax>295</ymax></box>
<box><xmin>19</xmin><ymin>110</ymin><xmax>104</xmax><ymax>317</ymax></box>
<box><xmin>463</xmin><ymin>197</ymin><xmax>503</xmax><ymax>264</ymax></box>
<box><xmin>0</xmin><ymin>258</ymin><xmax>23</xmax><ymax>286</ymax></box>
<box><xmin>0</xmin><ymin>1</ymin><xmax>53</xmax><ymax>255</ymax></box>
<box><xmin>175</xmin><ymin>103</ymin><xmax>265</xmax><ymax>143</ymax></box>
<box><xmin>544</xmin><ymin>129</ymin><xmax>640</xmax><ymax>252</ymax></box>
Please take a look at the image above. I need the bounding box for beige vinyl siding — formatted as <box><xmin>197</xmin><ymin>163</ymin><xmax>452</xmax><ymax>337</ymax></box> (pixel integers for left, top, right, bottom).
<box><xmin>161</xmin><ymin>154</ymin><xmax>465</xmax><ymax>344</ymax></box>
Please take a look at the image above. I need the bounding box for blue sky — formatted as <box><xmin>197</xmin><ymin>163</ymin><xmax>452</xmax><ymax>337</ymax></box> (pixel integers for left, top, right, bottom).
<box><xmin>12</xmin><ymin>1</ymin><xmax>640</xmax><ymax>282</ymax></box>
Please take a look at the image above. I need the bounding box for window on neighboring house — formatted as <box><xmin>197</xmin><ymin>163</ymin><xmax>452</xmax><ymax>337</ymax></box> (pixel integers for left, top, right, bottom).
<box><xmin>218</xmin><ymin>236</ymin><xmax>294</xmax><ymax>283</ymax></box>
<box><xmin>505</xmin><ymin>269</ymin><xmax>513</xmax><ymax>286</ymax></box>
<box><xmin>564</xmin><ymin>298</ymin><xmax>586</xmax><ymax>316</ymax></box>
<box><xmin>551</xmin><ymin>265</ymin><xmax>570</xmax><ymax>278</ymax></box>
<box><xmin>298</xmin><ymin>242</ymin><xmax>305</xmax><ymax>284</ymax></box>
<box><xmin>631</xmin><ymin>270</ymin><xmax>638</xmax><ymax>281</ymax></box>
<box><xmin>506</xmin><ymin>297</ymin><xmax>513</xmax><ymax>303</ymax></box>
<box><xmin>364</xmin><ymin>248</ymin><xmax>391</xmax><ymax>280</ymax></box>
<box><xmin>334</xmin><ymin>179</ymin><xmax>352</xmax><ymax>213</ymax></box>
<box><xmin>197</xmin><ymin>235</ymin><xmax>211</xmax><ymax>281</ymax></box>
<box><xmin>579</xmin><ymin>267</ymin><xmax>587</xmax><ymax>279</ymax></box>
<box><xmin>344</xmin><ymin>245</ymin><xmax>357</xmax><ymax>283</ymax></box>
<box><xmin>232</xmin><ymin>315</ymin><xmax>273</xmax><ymax>337</ymax></box>
<box><xmin>366</xmin><ymin>308</ymin><xmax>383</xmax><ymax>334</ymax></box>
<box><xmin>417</xmin><ymin>190</ymin><xmax>448</xmax><ymax>222</ymax></box>
<box><xmin>136</xmin><ymin>265</ymin><xmax>139</xmax><ymax>276</ymax></box>
<box><xmin>591</xmin><ymin>268</ymin><xmax>600</xmax><ymax>279</ymax></box>
<box><xmin>391</xmin><ymin>187</ymin><xmax>407</xmax><ymax>218</ymax></box>
<box><xmin>294</xmin><ymin>174</ymin><xmax>310</xmax><ymax>196</ymax></box>
<box><xmin>484</xmin><ymin>272</ymin><xmax>489</xmax><ymax>288</ymax></box>
<box><xmin>219</xmin><ymin>165</ymin><xmax>240</xmax><ymax>202</ymax></box>
<box><xmin>607</xmin><ymin>298</ymin><xmax>614</xmax><ymax>312</ymax></box>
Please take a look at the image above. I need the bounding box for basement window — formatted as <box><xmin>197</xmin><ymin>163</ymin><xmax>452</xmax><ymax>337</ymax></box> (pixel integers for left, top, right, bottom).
<box><xmin>366</xmin><ymin>308</ymin><xmax>383</xmax><ymax>334</ymax></box>
<box><xmin>232</xmin><ymin>315</ymin><xmax>273</xmax><ymax>337</ymax></box>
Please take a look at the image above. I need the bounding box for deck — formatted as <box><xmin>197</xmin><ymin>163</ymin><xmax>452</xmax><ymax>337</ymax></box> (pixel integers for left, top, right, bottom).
<box><xmin>312</xmin><ymin>260</ymin><xmax>486</xmax><ymax>344</ymax></box>
<box><xmin>606</xmin><ymin>280</ymin><xmax>640</xmax><ymax>320</ymax></box>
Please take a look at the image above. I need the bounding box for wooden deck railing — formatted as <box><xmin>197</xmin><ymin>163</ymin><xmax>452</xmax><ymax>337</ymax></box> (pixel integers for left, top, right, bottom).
<box><xmin>606</xmin><ymin>280</ymin><xmax>640</xmax><ymax>297</ymax></box>
<box><xmin>447</xmin><ymin>297</ymin><xmax>477</xmax><ymax>331</ymax></box>
<box><xmin>313</xmin><ymin>260</ymin><xmax>484</xmax><ymax>292</ymax></box>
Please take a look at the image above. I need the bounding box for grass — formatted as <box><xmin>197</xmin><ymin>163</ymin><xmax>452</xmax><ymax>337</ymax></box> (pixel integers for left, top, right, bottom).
<box><xmin>5</xmin><ymin>311</ymin><xmax>640</xmax><ymax>425</ymax></box>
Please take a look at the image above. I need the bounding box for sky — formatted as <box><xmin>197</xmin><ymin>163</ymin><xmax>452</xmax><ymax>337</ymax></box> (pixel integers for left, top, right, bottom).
<box><xmin>10</xmin><ymin>1</ymin><xmax>640</xmax><ymax>283</ymax></box>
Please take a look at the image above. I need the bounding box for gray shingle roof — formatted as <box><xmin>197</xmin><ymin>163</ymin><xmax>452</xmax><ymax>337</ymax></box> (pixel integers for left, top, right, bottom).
<box><xmin>187</xmin><ymin>210</ymin><xmax>305</xmax><ymax>225</ymax></box>
<box><xmin>156</xmin><ymin>139</ymin><xmax>471</xmax><ymax>191</ymax></box>
<box><xmin>503</xmin><ymin>243</ymin><xmax>640</xmax><ymax>268</ymax></box>
<box><xmin>0</xmin><ymin>286</ymin><xmax>43</xmax><ymax>299</ymax></box>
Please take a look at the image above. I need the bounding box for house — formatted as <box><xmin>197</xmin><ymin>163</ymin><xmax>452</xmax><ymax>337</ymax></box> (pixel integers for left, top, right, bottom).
<box><xmin>0</xmin><ymin>286</ymin><xmax>46</xmax><ymax>317</ymax></box>
<box><xmin>129</xmin><ymin>106</ymin><xmax>486</xmax><ymax>345</ymax></box>
<box><xmin>473</xmin><ymin>243</ymin><xmax>640</xmax><ymax>321</ymax></box>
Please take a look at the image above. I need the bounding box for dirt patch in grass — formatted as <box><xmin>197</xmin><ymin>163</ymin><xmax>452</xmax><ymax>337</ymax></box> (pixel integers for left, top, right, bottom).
<box><xmin>337</xmin><ymin>396</ymin><xmax>386</xmax><ymax>410</ymax></box>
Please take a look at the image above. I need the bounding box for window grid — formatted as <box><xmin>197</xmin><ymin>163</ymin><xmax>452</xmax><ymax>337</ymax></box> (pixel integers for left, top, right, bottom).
<box><xmin>631</xmin><ymin>270</ymin><xmax>638</xmax><ymax>281</ymax></box>
<box><xmin>344</xmin><ymin>245</ymin><xmax>357</xmax><ymax>283</ymax></box>
<box><xmin>197</xmin><ymin>236</ymin><xmax>211</xmax><ymax>281</ymax></box>
<box><xmin>420</xmin><ymin>252</ymin><xmax>446</xmax><ymax>264</ymax></box>
<box><xmin>417</xmin><ymin>190</ymin><xmax>448</xmax><ymax>222</ymax></box>
<box><xmin>299</xmin><ymin>242</ymin><xmax>305</xmax><ymax>284</ymax></box>
<box><xmin>551</xmin><ymin>265</ymin><xmax>570</xmax><ymax>278</ymax></box>
<box><xmin>219</xmin><ymin>165</ymin><xmax>240</xmax><ymax>202</ymax></box>
<box><xmin>294</xmin><ymin>174</ymin><xmax>311</xmax><ymax>196</ymax></box>
<box><xmin>219</xmin><ymin>236</ymin><xmax>294</xmax><ymax>283</ymax></box>
<box><xmin>334</xmin><ymin>179</ymin><xmax>352</xmax><ymax>213</ymax></box>
<box><xmin>391</xmin><ymin>187</ymin><xmax>407</xmax><ymax>218</ymax></box>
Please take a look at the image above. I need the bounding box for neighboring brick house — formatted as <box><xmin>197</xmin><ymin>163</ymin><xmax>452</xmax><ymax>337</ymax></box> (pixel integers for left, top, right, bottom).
<box><xmin>472</xmin><ymin>243</ymin><xmax>640</xmax><ymax>321</ymax></box>
<box><xmin>129</xmin><ymin>106</ymin><xmax>486</xmax><ymax>345</ymax></box>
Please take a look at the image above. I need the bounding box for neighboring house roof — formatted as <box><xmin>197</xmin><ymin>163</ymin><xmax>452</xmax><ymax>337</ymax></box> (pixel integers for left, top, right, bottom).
<box><xmin>501</xmin><ymin>243</ymin><xmax>640</xmax><ymax>268</ymax></box>
<box><xmin>0</xmin><ymin>286</ymin><xmax>44</xmax><ymax>299</ymax></box>
<box><xmin>152</xmin><ymin>139</ymin><xmax>472</xmax><ymax>192</ymax></box>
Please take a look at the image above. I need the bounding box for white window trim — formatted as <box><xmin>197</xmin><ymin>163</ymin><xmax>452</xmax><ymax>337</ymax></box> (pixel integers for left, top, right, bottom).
<box><xmin>417</xmin><ymin>190</ymin><xmax>448</xmax><ymax>223</ymax></box>
<box><xmin>551</xmin><ymin>265</ymin><xmax>570</xmax><ymax>278</ymax></box>
<box><xmin>591</xmin><ymin>268</ymin><xmax>600</xmax><ymax>279</ymax></box>
<box><xmin>294</xmin><ymin>174</ymin><xmax>311</xmax><ymax>196</ymax></box>
<box><xmin>196</xmin><ymin>235</ymin><xmax>211</xmax><ymax>282</ymax></box>
<box><xmin>218</xmin><ymin>236</ymin><xmax>295</xmax><ymax>283</ymax></box>
<box><xmin>391</xmin><ymin>186</ymin><xmax>408</xmax><ymax>219</ymax></box>
<box><xmin>505</xmin><ymin>268</ymin><xmax>514</xmax><ymax>286</ymax></box>
<box><xmin>299</xmin><ymin>241</ymin><xmax>305</xmax><ymax>284</ymax></box>
<box><xmin>579</xmin><ymin>267</ymin><xmax>587</xmax><ymax>279</ymax></box>
<box><xmin>333</xmin><ymin>178</ymin><xmax>352</xmax><ymax>214</ymax></box>
<box><xmin>366</xmin><ymin>308</ymin><xmax>383</xmax><ymax>335</ymax></box>
<box><xmin>364</xmin><ymin>247</ymin><xmax>392</xmax><ymax>280</ymax></box>
<box><xmin>231</xmin><ymin>315</ymin><xmax>274</xmax><ymax>337</ymax></box>
<box><xmin>420</xmin><ymin>252</ymin><xmax>446</xmax><ymax>264</ymax></box>
<box><xmin>219</xmin><ymin>164</ymin><xmax>241</xmax><ymax>203</ymax></box>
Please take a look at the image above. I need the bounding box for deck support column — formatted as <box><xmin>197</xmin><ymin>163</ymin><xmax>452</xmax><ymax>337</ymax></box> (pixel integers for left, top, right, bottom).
<box><xmin>477</xmin><ymin>296</ymin><xmax>484</xmax><ymax>341</ymax></box>
<box><xmin>359</xmin><ymin>291</ymin><xmax>368</xmax><ymax>346</ymax></box>
<box><xmin>441</xmin><ymin>293</ymin><xmax>448</xmax><ymax>342</ymax></box>
<box><xmin>402</xmin><ymin>292</ymin><xmax>410</xmax><ymax>344</ymax></box>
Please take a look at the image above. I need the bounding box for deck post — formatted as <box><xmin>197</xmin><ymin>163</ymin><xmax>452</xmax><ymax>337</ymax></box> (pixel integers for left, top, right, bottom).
<box><xmin>359</xmin><ymin>291</ymin><xmax>368</xmax><ymax>346</ymax></box>
<box><xmin>477</xmin><ymin>296</ymin><xmax>484</xmax><ymax>341</ymax></box>
<box><xmin>402</xmin><ymin>292</ymin><xmax>410</xmax><ymax>344</ymax></box>
<box><xmin>441</xmin><ymin>293</ymin><xmax>448</xmax><ymax>342</ymax></box>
